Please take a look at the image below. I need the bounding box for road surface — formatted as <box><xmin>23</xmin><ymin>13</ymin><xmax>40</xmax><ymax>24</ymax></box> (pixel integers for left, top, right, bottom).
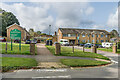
<box><xmin>2</xmin><ymin>46</ymin><xmax>119</xmax><ymax>79</ymax></box>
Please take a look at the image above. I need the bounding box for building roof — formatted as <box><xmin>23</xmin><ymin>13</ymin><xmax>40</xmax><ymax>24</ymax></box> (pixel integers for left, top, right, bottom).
<box><xmin>6</xmin><ymin>23</ymin><xmax>30</xmax><ymax>35</ymax></box>
<box><xmin>59</xmin><ymin>28</ymin><xmax>110</xmax><ymax>34</ymax></box>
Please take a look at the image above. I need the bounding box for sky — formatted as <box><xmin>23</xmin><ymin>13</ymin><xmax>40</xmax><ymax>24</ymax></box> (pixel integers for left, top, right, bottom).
<box><xmin>1</xmin><ymin>2</ymin><xmax>119</xmax><ymax>35</ymax></box>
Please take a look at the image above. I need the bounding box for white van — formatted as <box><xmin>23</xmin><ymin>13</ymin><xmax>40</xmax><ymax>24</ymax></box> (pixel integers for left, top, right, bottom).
<box><xmin>60</xmin><ymin>39</ymin><xmax>69</xmax><ymax>46</ymax></box>
<box><xmin>102</xmin><ymin>42</ymin><xmax>113</xmax><ymax>48</ymax></box>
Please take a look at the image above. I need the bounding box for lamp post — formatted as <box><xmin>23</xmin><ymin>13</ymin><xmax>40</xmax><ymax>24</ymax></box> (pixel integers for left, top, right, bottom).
<box><xmin>49</xmin><ymin>25</ymin><xmax>51</xmax><ymax>46</ymax></box>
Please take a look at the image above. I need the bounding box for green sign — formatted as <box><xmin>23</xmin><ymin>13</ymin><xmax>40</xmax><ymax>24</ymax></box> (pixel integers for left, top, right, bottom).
<box><xmin>10</xmin><ymin>29</ymin><xmax>21</xmax><ymax>39</ymax></box>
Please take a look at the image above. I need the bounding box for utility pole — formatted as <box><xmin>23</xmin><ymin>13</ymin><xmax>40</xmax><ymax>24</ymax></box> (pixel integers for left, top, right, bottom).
<box><xmin>49</xmin><ymin>25</ymin><xmax>51</xmax><ymax>46</ymax></box>
<box><xmin>49</xmin><ymin>25</ymin><xmax>51</xmax><ymax>35</ymax></box>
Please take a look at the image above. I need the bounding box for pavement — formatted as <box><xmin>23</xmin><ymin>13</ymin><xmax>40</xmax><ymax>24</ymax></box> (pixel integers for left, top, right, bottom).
<box><xmin>1</xmin><ymin>54</ymin><xmax>33</xmax><ymax>58</ymax></box>
<box><xmin>1</xmin><ymin>44</ymin><xmax>119</xmax><ymax>79</ymax></box>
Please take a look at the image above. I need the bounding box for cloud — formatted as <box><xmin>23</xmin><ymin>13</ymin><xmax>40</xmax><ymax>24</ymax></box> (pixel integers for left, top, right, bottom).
<box><xmin>52</xmin><ymin>3</ymin><xmax>94</xmax><ymax>28</ymax></box>
<box><xmin>85</xmin><ymin>7</ymin><xmax>94</xmax><ymax>15</ymax></box>
<box><xmin>1</xmin><ymin>2</ymin><xmax>54</xmax><ymax>33</ymax></box>
<box><xmin>1</xmin><ymin>2</ymin><xmax>94</xmax><ymax>34</ymax></box>
<box><xmin>107</xmin><ymin>8</ymin><xmax>118</xmax><ymax>30</ymax></box>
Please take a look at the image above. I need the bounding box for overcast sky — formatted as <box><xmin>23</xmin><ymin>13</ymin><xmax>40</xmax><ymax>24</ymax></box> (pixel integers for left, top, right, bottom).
<box><xmin>1</xmin><ymin>2</ymin><xmax>118</xmax><ymax>34</ymax></box>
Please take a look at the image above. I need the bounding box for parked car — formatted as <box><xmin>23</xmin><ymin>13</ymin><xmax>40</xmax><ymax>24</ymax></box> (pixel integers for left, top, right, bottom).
<box><xmin>25</xmin><ymin>40</ymin><xmax>31</xmax><ymax>44</ymax></box>
<box><xmin>60</xmin><ymin>39</ymin><xmax>69</xmax><ymax>46</ymax></box>
<box><xmin>98</xmin><ymin>44</ymin><xmax>103</xmax><ymax>48</ymax></box>
<box><xmin>84</xmin><ymin>43</ymin><xmax>92</xmax><ymax>48</ymax></box>
<box><xmin>102</xmin><ymin>42</ymin><xmax>113</xmax><ymax>48</ymax></box>
<box><xmin>46</xmin><ymin>40</ymin><xmax>52</xmax><ymax>46</ymax></box>
<box><xmin>14</xmin><ymin>39</ymin><xmax>20</xmax><ymax>43</ymax></box>
<box><xmin>31</xmin><ymin>39</ymin><xmax>37</xmax><ymax>44</ymax></box>
<box><xmin>92</xmin><ymin>44</ymin><xmax>101</xmax><ymax>48</ymax></box>
<box><xmin>79</xmin><ymin>43</ymin><xmax>84</xmax><ymax>46</ymax></box>
<box><xmin>0</xmin><ymin>37</ymin><xmax>6</xmax><ymax>42</ymax></box>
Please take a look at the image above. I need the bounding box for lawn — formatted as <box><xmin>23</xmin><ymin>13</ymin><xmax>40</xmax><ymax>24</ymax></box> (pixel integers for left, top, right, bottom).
<box><xmin>1</xmin><ymin>57</ymin><xmax>38</xmax><ymax>72</ymax></box>
<box><xmin>1</xmin><ymin>42</ymin><xmax>37</xmax><ymax>55</ymax></box>
<box><xmin>98</xmin><ymin>48</ymin><xmax>120</xmax><ymax>54</ymax></box>
<box><xmin>46</xmin><ymin>46</ymin><xmax>110</xmax><ymax>60</ymax></box>
<box><xmin>61</xmin><ymin>59</ymin><xmax>109</xmax><ymax>67</ymax></box>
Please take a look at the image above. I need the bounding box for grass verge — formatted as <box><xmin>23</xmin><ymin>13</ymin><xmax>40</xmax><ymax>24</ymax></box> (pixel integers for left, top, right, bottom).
<box><xmin>46</xmin><ymin>46</ymin><xmax>110</xmax><ymax>60</ymax></box>
<box><xmin>1</xmin><ymin>42</ymin><xmax>37</xmax><ymax>55</ymax></box>
<box><xmin>61</xmin><ymin>59</ymin><xmax>109</xmax><ymax>67</ymax></box>
<box><xmin>1</xmin><ymin>57</ymin><xmax>38</xmax><ymax>72</ymax></box>
<box><xmin>98</xmin><ymin>48</ymin><xmax>120</xmax><ymax>54</ymax></box>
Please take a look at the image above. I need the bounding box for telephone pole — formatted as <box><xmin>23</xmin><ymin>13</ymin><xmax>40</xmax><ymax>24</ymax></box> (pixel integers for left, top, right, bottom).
<box><xmin>49</xmin><ymin>25</ymin><xmax>51</xmax><ymax>46</ymax></box>
<box><xmin>49</xmin><ymin>25</ymin><xmax>51</xmax><ymax>35</ymax></box>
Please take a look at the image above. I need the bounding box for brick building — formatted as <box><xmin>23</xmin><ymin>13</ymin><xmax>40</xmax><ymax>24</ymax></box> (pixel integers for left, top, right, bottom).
<box><xmin>6</xmin><ymin>23</ymin><xmax>30</xmax><ymax>41</ymax></box>
<box><xmin>58</xmin><ymin>28</ymin><xmax>110</xmax><ymax>44</ymax></box>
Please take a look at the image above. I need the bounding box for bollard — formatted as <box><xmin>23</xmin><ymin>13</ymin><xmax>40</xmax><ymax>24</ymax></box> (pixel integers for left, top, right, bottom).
<box><xmin>55</xmin><ymin>43</ymin><xmax>61</xmax><ymax>55</ymax></box>
<box><xmin>83</xmin><ymin>46</ymin><xmax>85</xmax><ymax>52</ymax></box>
<box><xmin>6</xmin><ymin>42</ymin><xmax>7</xmax><ymax>53</ymax></box>
<box><xmin>91</xmin><ymin>46</ymin><xmax>97</xmax><ymax>53</ymax></box>
<box><xmin>30</xmin><ymin>43</ymin><xmax>35</xmax><ymax>55</ymax></box>
<box><xmin>112</xmin><ymin>45</ymin><xmax>117</xmax><ymax>53</ymax></box>
<box><xmin>72</xmin><ymin>45</ymin><xmax>74</xmax><ymax>53</ymax></box>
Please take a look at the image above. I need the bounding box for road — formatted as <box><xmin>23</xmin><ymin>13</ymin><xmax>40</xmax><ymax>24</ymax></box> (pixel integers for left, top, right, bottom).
<box><xmin>2</xmin><ymin>46</ymin><xmax>119</xmax><ymax>79</ymax></box>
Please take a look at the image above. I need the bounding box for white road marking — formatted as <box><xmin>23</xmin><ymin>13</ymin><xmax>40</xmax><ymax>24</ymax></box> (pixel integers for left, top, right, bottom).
<box><xmin>14</xmin><ymin>69</ymin><xmax>67</xmax><ymax>72</ymax></box>
<box><xmin>36</xmin><ymin>69</ymin><xmax>67</xmax><ymax>72</ymax></box>
<box><xmin>111</xmin><ymin>60</ymin><xmax>118</xmax><ymax>64</ymax></box>
<box><xmin>32</xmin><ymin>75</ymin><xmax>71</xmax><ymax>78</ymax></box>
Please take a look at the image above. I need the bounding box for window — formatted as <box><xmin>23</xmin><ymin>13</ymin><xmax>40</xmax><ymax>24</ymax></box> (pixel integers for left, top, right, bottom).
<box><xmin>101</xmin><ymin>40</ymin><xmax>104</xmax><ymax>43</ymax></box>
<box><xmin>68</xmin><ymin>34</ymin><xmax>71</xmax><ymax>37</ymax></box>
<box><xmin>106</xmin><ymin>40</ymin><xmax>108</xmax><ymax>42</ymax></box>
<box><xmin>97</xmin><ymin>35</ymin><xmax>98</xmax><ymax>37</ymax></box>
<box><xmin>82</xmin><ymin>34</ymin><xmax>85</xmax><ymax>37</ymax></box>
<box><xmin>82</xmin><ymin>40</ymin><xmax>85</xmax><ymax>43</ymax></box>
<box><xmin>63</xmin><ymin>34</ymin><xmax>68</xmax><ymax>37</ymax></box>
<box><xmin>92</xmin><ymin>40</ymin><xmax>94</xmax><ymax>43</ymax></box>
<box><xmin>68</xmin><ymin>34</ymin><xmax>76</xmax><ymax>37</ymax></box>
<box><xmin>101</xmin><ymin>34</ymin><xmax>104</xmax><ymax>37</ymax></box>
<box><xmin>88</xmin><ymin>34</ymin><xmax>89</xmax><ymax>37</ymax></box>
<box><xmin>88</xmin><ymin>40</ymin><xmax>90</xmax><ymax>43</ymax></box>
<box><xmin>106</xmin><ymin>35</ymin><xmax>108</xmax><ymax>37</ymax></box>
<box><xmin>97</xmin><ymin>40</ymin><xmax>99</xmax><ymax>43</ymax></box>
<box><xmin>92</xmin><ymin>34</ymin><xmax>94</xmax><ymax>37</ymax></box>
<box><xmin>70</xmin><ymin>34</ymin><xmax>76</xmax><ymax>37</ymax></box>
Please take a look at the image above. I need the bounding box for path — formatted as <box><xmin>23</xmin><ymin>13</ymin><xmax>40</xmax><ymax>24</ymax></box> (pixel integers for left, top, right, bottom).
<box><xmin>0</xmin><ymin>54</ymin><xmax>33</xmax><ymax>58</ymax></box>
<box><xmin>34</xmin><ymin>43</ymin><xmax>65</xmax><ymax>68</ymax></box>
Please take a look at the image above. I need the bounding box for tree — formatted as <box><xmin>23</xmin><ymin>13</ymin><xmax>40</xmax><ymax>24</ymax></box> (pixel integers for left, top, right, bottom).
<box><xmin>29</xmin><ymin>28</ymin><xmax>34</xmax><ymax>36</ymax></box>
<box><xmin>110</xmin><ymin>29</ymin><xmax>119</xmax><ymax>38</ymax></box>
<box><xmin>40</xmin><ymin>33</ymin><xmax>46</xmax><ymax>35</ymax></box>
<box><xmin>37</xmin><ymin>31</ymin><xmax>41</xmax><ymax>35</ymax></box>
<box><xmin>0</xmin><ymin>8</ymin><xmax>20</xmax><ymax>36</ymax></box>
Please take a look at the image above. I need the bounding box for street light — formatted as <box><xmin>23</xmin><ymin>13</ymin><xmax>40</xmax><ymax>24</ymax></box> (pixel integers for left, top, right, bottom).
<box><xmin>49</xmin><ymin>25</ymin><xmax>51</xmax><ymax>46</ymax></box>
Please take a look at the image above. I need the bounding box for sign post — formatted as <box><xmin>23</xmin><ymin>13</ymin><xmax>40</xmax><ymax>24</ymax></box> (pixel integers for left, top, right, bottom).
<box><xmin>19</xmin><ymin>38</ymin><xmax>21</xmax><ymax>50</ymax></box>
<box><xmin>10</xmin><ymin>29</ymin><xmax>21</xmax><ymax>51</ymax></box>
<box><xmin>11</xmin><ymin>39</ymin><xmax>12</xmax><ymax>50</ymax></box>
